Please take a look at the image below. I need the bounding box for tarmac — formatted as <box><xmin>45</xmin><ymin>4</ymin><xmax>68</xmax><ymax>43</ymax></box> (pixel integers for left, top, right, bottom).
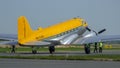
<box><xmin>0</xmin><ymin>50</ymin><xmax>120</xmax><ymax>56</ymax></box>
<box><xmin>0</xmin><ymin>50</ymin><xmax>120</xmax><ymax>68</ymax></box>
<box><xmin>0</xmin><ymin>59</ymin><xmax>120</xmax><ymax>68</ymax></box>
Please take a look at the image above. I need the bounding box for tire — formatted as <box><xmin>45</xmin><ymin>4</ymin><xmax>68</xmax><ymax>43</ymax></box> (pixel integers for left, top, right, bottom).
<box><xmin>84</xmin><ymin>46</ymin><xmax>90</xmax><ymax>54</ymax></box>
<box><xmin>49</xmin><ymin>46</ymin><xmax>55</xmax><ymax>54</ymax></box>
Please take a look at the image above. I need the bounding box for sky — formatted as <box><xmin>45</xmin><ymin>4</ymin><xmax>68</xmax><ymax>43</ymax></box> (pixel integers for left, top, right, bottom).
<box><xmin>0</xmin><ymin>0</ymin><xmax>120</xmax><ymax>35</ymax></box>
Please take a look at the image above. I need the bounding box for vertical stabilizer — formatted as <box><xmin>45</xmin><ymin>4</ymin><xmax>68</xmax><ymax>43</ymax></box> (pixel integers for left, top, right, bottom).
<box><xmin>18</xmin><ymin>16</ymin><xmax>33</xmax><ymax>44</ymax></box>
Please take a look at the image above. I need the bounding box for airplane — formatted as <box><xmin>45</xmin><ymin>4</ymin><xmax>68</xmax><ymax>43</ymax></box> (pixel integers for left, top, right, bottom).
<box><xmin>0</xmin><ymin>16</ymin><xmax>120</xmax><ymax>54</ymax></box>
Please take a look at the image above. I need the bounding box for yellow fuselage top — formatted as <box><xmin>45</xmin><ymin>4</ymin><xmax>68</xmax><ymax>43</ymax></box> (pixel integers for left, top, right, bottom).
<box><xmin>18</xmin><ymin>16</ymin><xmax>88</xmax><ymax>44</ymax></box>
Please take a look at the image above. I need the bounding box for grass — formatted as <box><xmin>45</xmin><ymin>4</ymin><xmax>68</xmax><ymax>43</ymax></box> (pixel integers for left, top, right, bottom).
<box><xmin>0</xmin><ymin>46</ymin><xmax>120</xmax><ymax>53</ymax></box>
<box><xmin>0</xmin><ymin>47</ymin><xmax>84</xmax><ymax>52</ymax></box>
<box><xmin>0</xmin><ymin>54</ymin><xmax>120</xmax><ymax>61</ymax></box>
<box><xmin>0</xmin><ymin>46</ymin><xmax>120</xmax><ymax>61</ymax></box>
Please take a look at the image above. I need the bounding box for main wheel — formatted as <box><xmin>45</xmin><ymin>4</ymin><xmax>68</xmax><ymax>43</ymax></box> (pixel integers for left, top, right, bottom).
<box><xmin>49</xmin><ymin>46</ymin><xmax>55</xmax><ymax>54</ymax></box>
<box><xmin>87</xmin><ymin>47</ymin><xmax>90</xmax><ymax>54</ymax></box>
<box><xmin>84</xmin><ymin>46</ymin><xmax>90</xmax><ymax>54</ymax></box>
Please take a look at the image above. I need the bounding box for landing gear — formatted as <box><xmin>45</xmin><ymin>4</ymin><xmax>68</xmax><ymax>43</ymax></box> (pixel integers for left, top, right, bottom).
<box><xmin>84</xmin><ymin>44</ymin><xmax>90</xmax><ymax>54</ymax></box>
<box><xmin>11</xmin><ymin>45</ymin><xmax>15</xmax><ymax>53</ymax></box>
<box><xmin>49</xmin><ymin>46</ymin><xmax>55</xmax><ymax>54</ymax></box>
<box><xmin>32</xmin><ymin>50</ymin><xmax>37</xmax><ymax>54</ymax></box>
<box><xmin>32</xmin><ymin>47</ymin><xmax>37</xmax><ymax>54</ymax></box>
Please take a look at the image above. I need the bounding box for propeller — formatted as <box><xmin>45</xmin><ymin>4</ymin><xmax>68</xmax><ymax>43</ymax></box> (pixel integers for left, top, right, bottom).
<box><xmin>86</xmin><ymin>27</ymin><xmax>91</xmax><ymax>32</ymax></box>
<box><xmin>98</xmin><ymin>29</ymin><xmax>106</xmax><ymax>34</ymax></box>
<box><xmin>86</xmin><ymin>27</ymin><xmax>106</xmax><ymax>35</ymax></box>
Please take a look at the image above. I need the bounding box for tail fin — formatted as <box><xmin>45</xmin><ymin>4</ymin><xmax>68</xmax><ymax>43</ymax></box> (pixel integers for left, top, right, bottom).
<box><xmin>18</xmin><ymin>16</ymin><xmax>33</xmax><ymax>44</ymax></box>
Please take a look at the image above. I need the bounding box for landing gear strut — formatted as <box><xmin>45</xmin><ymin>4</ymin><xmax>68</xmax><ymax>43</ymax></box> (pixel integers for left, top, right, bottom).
<box><xmin>49</xmin><ymin>46</ymin><xmax>55</xmax><ymax>54</ymax></box>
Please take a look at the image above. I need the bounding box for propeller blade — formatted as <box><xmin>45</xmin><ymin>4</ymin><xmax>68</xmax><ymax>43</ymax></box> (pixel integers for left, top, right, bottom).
<box><xmin>98</xmin><ymin>29</ymin><xmax>106</xmax><ymax>34</ymax></box>
<box><xmin>86</xmin><ymin>27</ymin><xmax>91</xmax><ymax>32</ymax></box>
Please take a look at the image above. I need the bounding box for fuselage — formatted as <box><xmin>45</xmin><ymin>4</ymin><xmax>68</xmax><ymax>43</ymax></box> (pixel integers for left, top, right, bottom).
<box><xmin>18</xmin><ymin>17</ymin><xmax>88</xmax><ymax>45</ymax></box>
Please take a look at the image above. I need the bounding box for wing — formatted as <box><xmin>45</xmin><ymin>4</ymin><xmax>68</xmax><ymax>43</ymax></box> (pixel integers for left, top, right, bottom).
<box><xmin>21</xmin><ymin>41</ymin><xmax>51</xmax><ymax>46</ymax></box>
<box><xmin>0</xmin><ymin>34</ymin><xmax>60</xmax><ymax>46</ymax></box>
<box><xmin>0</xmin><ymin>34</ymin><xmax>18</xmax><ymax>45</ymax></box>
<box><xmin>20</xmin><ymin>40</ymin><xmax>61</xmax><ymax>47</ymax></box>
<box><xmin>0</xmin><ymin>34</ymin><xmax>17</xmax><ymax>40</ymax></box>
<box><xmin>73</xmin><ymin>35</ymin><xmax>120</xmax><ymax>44</ymax></box>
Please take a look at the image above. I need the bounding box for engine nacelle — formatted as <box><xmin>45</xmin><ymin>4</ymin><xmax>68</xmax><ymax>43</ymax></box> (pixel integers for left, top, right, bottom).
<box><xmin>84</xmin><ymin>31</ymin><xmax>96</xmax><ymax>38</ymax></box>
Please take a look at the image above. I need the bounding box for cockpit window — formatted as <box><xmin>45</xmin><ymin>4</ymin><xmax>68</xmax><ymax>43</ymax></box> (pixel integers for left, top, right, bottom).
<box><xmin>81</xmin><ymin>19</ymin><xmax>87</xmax><ymax>27</ymax></box>
<box><xmin>82</xmin><ymin>20</ymin><xmax>85</xmax><ymax>25</ymax></box>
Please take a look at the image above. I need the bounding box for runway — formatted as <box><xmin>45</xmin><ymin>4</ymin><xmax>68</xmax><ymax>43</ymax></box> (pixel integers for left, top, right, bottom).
<box><xmin>0</xmin><ymin>50</ymin><xmax>120</xmax><ymax>56</ymax></box>
<box><xmin>0</xmin><ymin>59</ymin><xmax>120</xmax><ymax>68</ymax></box>
<box><xmin>0</xmin><ymin>50</ymin><xmax>120</xmax><ymax>68</ymax></box>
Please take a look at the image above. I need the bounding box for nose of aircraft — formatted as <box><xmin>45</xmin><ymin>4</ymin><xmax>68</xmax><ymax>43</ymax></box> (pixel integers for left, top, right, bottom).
<box><xmin>83</xmin><ymin>22</ymin><xmax>88</xmax><ymax>27</ymax></box>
